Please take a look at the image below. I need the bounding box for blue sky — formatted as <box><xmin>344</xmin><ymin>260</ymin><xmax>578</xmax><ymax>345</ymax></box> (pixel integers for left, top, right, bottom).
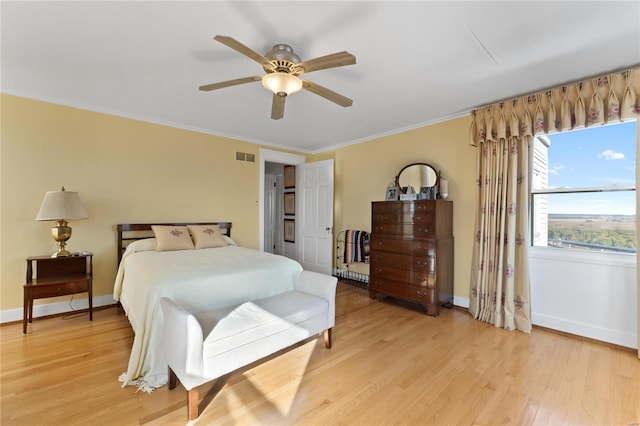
<box><xmin>546</xmin><ymin>121</ymin><xmax>636</xmax><ymax>215</ymax></box>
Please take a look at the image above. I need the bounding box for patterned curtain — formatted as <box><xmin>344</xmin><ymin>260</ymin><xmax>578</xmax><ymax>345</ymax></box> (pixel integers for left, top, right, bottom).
<box><xmin>468</xmin><ymin>68</ymin><xmax>640</xmax><ymax>334</ymax></box>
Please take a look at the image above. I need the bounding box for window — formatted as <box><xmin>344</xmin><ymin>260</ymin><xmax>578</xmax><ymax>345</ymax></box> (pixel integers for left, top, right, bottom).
<box><xmin>531</xmin><ymin>121</ymin><xmax>636</xmax><ymax>253</ymax></box>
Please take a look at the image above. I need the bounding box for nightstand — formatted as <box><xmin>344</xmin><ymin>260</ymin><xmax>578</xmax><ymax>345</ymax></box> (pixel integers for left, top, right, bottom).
<box><xmin>23</xmin><ymin>254</ymin><xmax>93</xmax><ymax>333</ymax></box>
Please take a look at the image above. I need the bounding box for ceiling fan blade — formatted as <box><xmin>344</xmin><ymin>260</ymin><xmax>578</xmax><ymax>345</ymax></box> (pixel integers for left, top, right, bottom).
<box><xmin>295</xmin><ymin>51</ymin><xmax>356</xmax><ymax>74</ymax></box>
<box><xmin>301</xmin><ymin>80</ymin><xmax>353</xmax><ymax>107</ymax></box>
<box><xmin>271</xmin><ymin>94</ymin><xmax>286</xmax><ymax>120</ymax></box>
<box><xmin>214</xmin><ymin>35</ymin><xmax>274</xmax><ymax>71</ymax></box>
<box><xmin>199</xmin><ymin>76</ymin><xmax>262</xmax><ymax>91</ymax></box>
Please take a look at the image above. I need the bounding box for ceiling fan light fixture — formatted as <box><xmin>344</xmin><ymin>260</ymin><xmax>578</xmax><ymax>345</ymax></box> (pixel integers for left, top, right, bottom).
<box><xmin>262</xmin><ymin>72</ymin><xmax>302</xmax><ymax>96</ymax></box>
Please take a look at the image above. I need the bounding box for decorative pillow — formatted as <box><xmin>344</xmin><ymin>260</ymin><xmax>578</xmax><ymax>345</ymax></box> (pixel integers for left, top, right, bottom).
<box><xmin>152</xmin><ymin>226</ymin><xmax>194</xmax><ymax>251</ymax></box>
<box><xmin>187</xmin><ymin>224</ymin><xmax>228</xmax><ymax>249</ymax></box>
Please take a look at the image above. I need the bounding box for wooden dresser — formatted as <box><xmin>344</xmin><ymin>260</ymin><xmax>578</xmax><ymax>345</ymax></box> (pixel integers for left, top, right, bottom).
<box><xmin>369</xmin><ymin>200</ymin><xmax>453</xmax><ymax>316</ymax></box>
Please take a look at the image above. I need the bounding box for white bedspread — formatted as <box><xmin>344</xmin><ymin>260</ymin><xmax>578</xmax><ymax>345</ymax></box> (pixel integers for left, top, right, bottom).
<box><xmin>113</xmin><ymin>243</ymin><xmax>303</xmax><ymax>391</ymax></box>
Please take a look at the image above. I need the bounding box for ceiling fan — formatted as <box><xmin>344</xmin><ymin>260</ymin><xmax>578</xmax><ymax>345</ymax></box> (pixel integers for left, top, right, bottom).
<box><xmin>199</xmin><ymin>35</ymin><xmax>356</xmax><ymax>120</ymax></box>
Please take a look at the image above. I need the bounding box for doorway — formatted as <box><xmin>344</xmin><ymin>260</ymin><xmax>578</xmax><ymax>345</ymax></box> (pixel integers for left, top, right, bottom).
<box><xmin>259</xmin><ymin>149</ymin><xmax>305</xmax><ymax>255</ymax></box>
<box><xmin>264</xmin><ymin>162</ymin><xmax>285</xmax><ymax>255</ymax></box>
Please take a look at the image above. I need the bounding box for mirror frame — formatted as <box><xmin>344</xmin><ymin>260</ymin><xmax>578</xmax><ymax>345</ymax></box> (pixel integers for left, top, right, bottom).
<box><xmin>395</xmin><ymin>162</ymin><xmax>440</xmax><ymax>194</ymax></box>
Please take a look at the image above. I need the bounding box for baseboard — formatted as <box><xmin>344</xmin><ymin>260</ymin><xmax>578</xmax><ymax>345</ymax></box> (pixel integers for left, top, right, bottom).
<box><xmin>453</xmin><ymin>295</ymin><xmax>469</xmax><ymax>309</ymax></box>
<box><xmin>0</xmin><ymin>294</ymin><xmax>117</xmax><ymax>324</ymax></box>
<box><xmin>532</xmin><ymin>312</ymin><xmax>637</xmax><ymax>349</ymax></box>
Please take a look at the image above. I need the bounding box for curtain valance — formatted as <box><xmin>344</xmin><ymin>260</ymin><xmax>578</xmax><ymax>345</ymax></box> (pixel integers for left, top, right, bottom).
<box><xmin>469</xmin><ymin>67</ymin><xmax>640</xmax><ymax>146</ymax></box>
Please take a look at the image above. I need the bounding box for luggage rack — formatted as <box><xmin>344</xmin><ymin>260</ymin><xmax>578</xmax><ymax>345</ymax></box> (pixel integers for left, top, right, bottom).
<box><xmin>333</xmin><ymin>230</ymin><xmax>369</xmax><ymax>289</ymax></box>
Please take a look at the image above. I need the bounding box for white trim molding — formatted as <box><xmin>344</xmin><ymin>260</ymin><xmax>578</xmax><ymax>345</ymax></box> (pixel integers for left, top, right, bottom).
<box><xmin>454</xmin><ymin>296</ymin><xmax>470</xmax><ymax>309</ymax></box>
<box><xmin>0</xmin><ymin>294</ymin><xmax>117</xmax><ymax>324</ymax></box>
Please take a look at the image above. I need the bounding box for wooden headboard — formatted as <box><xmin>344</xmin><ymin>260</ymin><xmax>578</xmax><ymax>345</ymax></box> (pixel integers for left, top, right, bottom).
<box><xmin>116</xmin><ymin>222</ymin><xmax>232</xmax><ymax>265</ymax></box>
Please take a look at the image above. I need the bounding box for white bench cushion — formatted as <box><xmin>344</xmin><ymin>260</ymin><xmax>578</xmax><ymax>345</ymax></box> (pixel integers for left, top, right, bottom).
<box><xmin>186</xmin><ymin>290</ymin><xmax>329</xmax><ymax>377</ymax></box>
<box><xmin>196</xmin><ymin>291</ymin><xmax>328</xmax><ymax>359</ymax></box>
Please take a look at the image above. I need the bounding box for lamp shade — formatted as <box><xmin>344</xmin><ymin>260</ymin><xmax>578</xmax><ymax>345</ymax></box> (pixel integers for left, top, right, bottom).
<box><xmin>261</xmin><ymin>72</ymin><xmax>303</xmax><ymax>96</ymax></box>
<box><xmin>36</xmin><ymin>187</ymin><xmax>88</xmax><ymax>221</ymax></box>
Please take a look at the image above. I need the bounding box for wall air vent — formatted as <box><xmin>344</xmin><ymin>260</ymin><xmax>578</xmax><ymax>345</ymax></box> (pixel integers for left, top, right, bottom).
<box><xmin>236</xmin><ymin>152</ymin><xmax>255</xmax><ymax>162</ymax></box>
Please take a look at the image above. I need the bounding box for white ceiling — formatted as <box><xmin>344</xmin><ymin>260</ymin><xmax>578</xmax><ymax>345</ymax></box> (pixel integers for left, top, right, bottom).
<box><xmin>2</xmin><ymin>1</ymin><xmax>639</xmax><ymax>153</ymax></box>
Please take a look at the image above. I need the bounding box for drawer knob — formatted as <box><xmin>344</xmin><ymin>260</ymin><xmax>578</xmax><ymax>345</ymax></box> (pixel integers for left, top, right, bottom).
<box><xmin>416</xmin><ymin>291</ymin><xmax>425</xmax><ymax>297</ymax></box>
<box><xmin>375</xmin><ymin>268</ymin><xmax>383</xmax><ymax>273</ymax></box>
<box><xmin>56</xmin><ymin>287</ymin><xmax>62</xmax><ymax>294</ymax></box>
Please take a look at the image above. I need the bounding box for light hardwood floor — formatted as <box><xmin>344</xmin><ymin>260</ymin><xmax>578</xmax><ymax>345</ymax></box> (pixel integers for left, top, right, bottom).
<box><xmin>1</xmin><ymin>283</ymin><xmax>639</xmax><ymax>425</ymax></box>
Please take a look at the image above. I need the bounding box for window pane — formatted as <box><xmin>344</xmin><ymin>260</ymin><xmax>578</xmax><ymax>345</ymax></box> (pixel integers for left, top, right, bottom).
<box><xmin>532</xmin><ymin>192</ymin><xmax>636</xmax><ymax>253</ymax></box>
<box><xmin>531</xmin><ymin>121</ymin><xmax>636</xmax><ymax>253</ymax></box>
<box><xmin>546</xmin><ymin>122</ymin><xmax>636</xmax><ymax>190</ymax></box>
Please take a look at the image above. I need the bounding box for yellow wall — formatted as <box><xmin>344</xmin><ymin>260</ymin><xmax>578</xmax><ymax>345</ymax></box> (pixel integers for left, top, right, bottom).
<box><xmin>0</xmin><ymin>94</ymin><xmax>300</xmax><ymax>311</ymax></box>
<box><xmin>1</xmin><ymin>94</ymin><xmax>476</xmax><ymax>314</ymax></box>
<box><xmin>309</xmin><ymin>116</ymin><xmax>476</xmax><ymax>300</ymax></box>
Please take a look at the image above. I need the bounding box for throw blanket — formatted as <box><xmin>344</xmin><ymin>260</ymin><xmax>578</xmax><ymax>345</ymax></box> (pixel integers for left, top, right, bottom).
<box><xmin>113</xmin><ymin>240</ymin><xmax>303</xmax><ymax>392</ymax></box>
<box><xmin>343</xmin><ymin>230</ymin><xmax>370</xmax><ymax>264</ymax></box>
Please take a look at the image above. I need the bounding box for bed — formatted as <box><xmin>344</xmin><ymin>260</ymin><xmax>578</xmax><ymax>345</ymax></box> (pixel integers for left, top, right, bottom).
<box><xmin>113</xmin><ymin>222</ymin><xmax>304</xmax><ymax>392</ymax></box>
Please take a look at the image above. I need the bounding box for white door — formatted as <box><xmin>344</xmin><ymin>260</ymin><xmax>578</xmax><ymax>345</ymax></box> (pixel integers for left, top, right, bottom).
<box><xmin>296</xmin><ymin>159</ymin><xmax>334</xmax><ymax>274</ymax></box>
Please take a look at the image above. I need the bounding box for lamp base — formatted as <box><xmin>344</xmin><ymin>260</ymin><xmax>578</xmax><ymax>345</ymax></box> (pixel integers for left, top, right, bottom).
<box><xmin>51</xmin><ymin>250</ymin><xmax>72</xmax><ymax>258</ymax></box>
<box><xmin>51</xmin><ymin>220</ymin><xmax>72</xmax><ymax>258</ymax></box>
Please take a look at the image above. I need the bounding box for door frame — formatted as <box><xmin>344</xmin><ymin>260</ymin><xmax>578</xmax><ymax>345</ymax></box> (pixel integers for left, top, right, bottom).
<box><xmin>259</xmin><ymin>148</ymin><xmax>305</xmax><ymax>251</ymax></box>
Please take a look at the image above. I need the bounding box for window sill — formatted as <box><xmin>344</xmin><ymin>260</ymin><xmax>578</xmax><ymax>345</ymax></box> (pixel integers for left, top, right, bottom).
<box><xmin>529</xmin><ymin>246</ymin><xmax>636</xmax><ymax>268</ymax></box>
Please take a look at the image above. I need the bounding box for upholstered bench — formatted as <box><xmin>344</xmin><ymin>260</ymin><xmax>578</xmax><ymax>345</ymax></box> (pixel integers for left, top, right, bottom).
<box><xmin>160</xmin><ymin>270</ymin><xmax>337</xmax><ymax>420</ymax></box>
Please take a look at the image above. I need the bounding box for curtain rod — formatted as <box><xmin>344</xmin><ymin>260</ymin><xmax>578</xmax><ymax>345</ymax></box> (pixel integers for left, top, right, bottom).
<box><xmin>470</xmin><ymin>63</ymin><xmax>640</xmax><ymax>112</ymax></box>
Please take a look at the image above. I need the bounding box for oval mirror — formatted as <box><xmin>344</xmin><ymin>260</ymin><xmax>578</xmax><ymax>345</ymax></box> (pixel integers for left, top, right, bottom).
<box><xmin>396</xmin><ymin>163</ymin><xmax>438</xmax><ymax>194</ymax></box>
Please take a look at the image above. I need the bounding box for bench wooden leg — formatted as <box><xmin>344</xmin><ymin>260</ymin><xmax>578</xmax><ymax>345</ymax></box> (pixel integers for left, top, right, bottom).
<box><xmin>324</xmin><ymin>328</ymin><xmax>332</xmax><ymax>349</ymax></box>
<box><xmin>169</xmin><ymin>366</ymin><xmax>199</xmax><ymax>420</ymax></box>
<box><xmin>168</xmin><ymin>367</ymin><xmax>177</xmax><ymax>390</ymax></box>
<box><xmin>187</xmin><ymin>387</ymin><xmax>199</xmax><ymax>420</ymax></box>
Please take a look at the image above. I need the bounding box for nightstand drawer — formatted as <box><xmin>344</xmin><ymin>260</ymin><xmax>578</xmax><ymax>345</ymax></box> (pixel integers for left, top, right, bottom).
<box><xmin>26</xmin><ymin>280</ymin><xmax>90</xmax><ymax>298</ymax></box>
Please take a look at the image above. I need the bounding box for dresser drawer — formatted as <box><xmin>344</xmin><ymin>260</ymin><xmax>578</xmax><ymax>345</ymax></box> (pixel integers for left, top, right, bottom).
<box><xmin>372</xmin><ymin>213</ymin><xmax>434</xmax><ymax>225</ymax></box>
<box><xmin>369</xmin><ymin>250</ymin><xmax>434</xmax><ymax>271</ymax></box>
<box><xmin>372</xmin><ymin>222</ymin><xmax>434</xmax><ymax>237</ymax></box>
<box><xmin>371</xmin><ymin>263</ymin><xmax>435</xmax><ymax>286</ymax></box>
<box><xmin>372</xmin><ymin>201</ymin><xmax>435</xmax><ymax>214</ymax></box>
<box><xmin>372</xmin><ymin>209</ymin><xmax>434</xmax><ymax>225</ymax></box>
<box><xmin>370</xmin><ymin>278</ymin><xmax>435</xmax><ymax>305</ymax></box>
<box><xmin>370</xmin><ymin>236</ymin><xmax>435</xmax><ymax>256</ymax></box>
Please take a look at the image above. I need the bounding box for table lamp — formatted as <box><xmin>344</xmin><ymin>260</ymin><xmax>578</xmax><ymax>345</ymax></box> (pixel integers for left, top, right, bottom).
<box><xmin>36</xmin><ymin>186</ymin><xmax>88</xmax><ymax>257</ymax></box>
